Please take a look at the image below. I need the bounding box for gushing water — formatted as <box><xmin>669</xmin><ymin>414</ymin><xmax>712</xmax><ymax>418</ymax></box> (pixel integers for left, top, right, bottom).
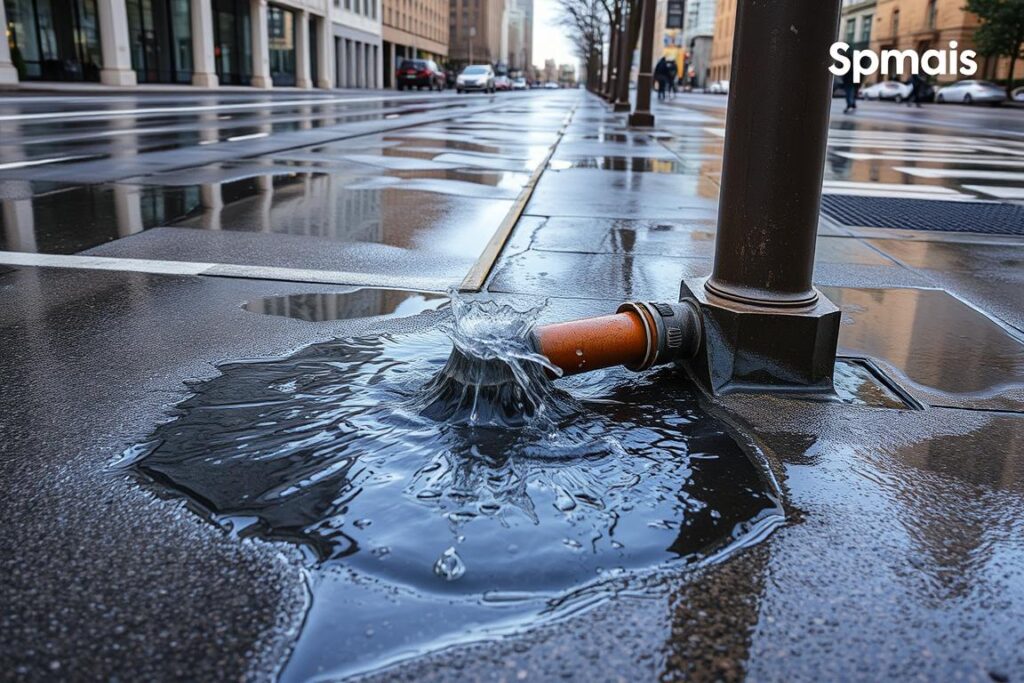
<box><xmin>124</xmin><ymin>292</ymin><xmax>782</xmax><ymax>677</ymax></box>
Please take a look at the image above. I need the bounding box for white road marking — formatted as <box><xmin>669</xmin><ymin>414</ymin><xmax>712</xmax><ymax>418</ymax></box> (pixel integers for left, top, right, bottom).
<box><xmin>0</xmin><ymin>251</ymin><xmax>451</xmax><ymax>289</ymax></box>
<box><xmin>0</xmin><ymin>93</ymin><xmax>483</xmax><ymax>123</ymax></box>
<box><xmin>822</xmin><ymin>180</ymin><xmax>962</xmax><ymax>194</ymax></box>
<box><xmin>226</xmin><ymin>132</ymin><xmax>269</xmax><ymax>142</ymax></box>
<box><xmin>962</xmin><ymin>185</ymin><xmax>1024</xmax><ymax>200</ymax></box>
<box><xmin>893</xmin><ymin>167</ymin><xmax>1024</xmax><ymax>181</ymax></box>
<box><xmin>835</xmin><ymin>152</ymin><xmax>1024</xmax><ymax>167</ymax></box>
<box><xmin>0</xmin><ymin>154</ymin><xmax>100</xmax><ymax>170</ymax></box>
<box><xmin>0</xmin><ymin>251</ymin><xmax>213</xmax><ymax>274</ymax></box>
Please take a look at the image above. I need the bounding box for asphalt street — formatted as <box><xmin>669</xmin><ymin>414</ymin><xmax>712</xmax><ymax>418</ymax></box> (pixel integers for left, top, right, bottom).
<box><xmin>1</xmin><ymin>87</ymin><xmax>1023</xmax><ymax>681</ymax></box>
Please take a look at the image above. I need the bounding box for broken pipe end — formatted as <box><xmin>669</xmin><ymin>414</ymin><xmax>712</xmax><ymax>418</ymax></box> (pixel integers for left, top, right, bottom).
<box><xmin>531</xmin><ymin>300</ymin><xmax>702</xmax><ymax>377</ymax></box>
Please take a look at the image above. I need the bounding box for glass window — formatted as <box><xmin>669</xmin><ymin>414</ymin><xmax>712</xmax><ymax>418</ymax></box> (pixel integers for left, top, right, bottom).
<box><xmin>860</xmin><ymin>14</ymin><xmax>872</xmax><ymax>43</ymax></box>
<box><xmin>213</xmin><ymin>0</ymin><xmax>252</xmax><ymax>85</ymax></box>
<box><xmin>5</xmin><ymin>0</ymin><xmax>101</xmax><ymax>81</ymax></box>
<box><xmin>126</xmin><ymin>0</ymin><xmax>192</xmax><ymax>83</ymax></box>
<box><xmin>267</xmin><ymin>4</ymin><xmax>296</xmax><ymax>86</ymax></box>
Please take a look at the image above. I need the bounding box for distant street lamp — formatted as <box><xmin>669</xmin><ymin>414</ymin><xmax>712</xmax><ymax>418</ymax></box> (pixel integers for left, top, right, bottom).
<box><xmin>628</xmin><ymin>0</ymin><xmax>656</xmax><ymax>126</ymax></box>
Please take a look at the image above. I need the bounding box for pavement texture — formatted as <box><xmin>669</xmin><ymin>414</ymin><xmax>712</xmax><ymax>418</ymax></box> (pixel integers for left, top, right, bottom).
<box><xmin>1</xmin><ymin>88</ymin><xmax>1023</xmax><ymax>681</ymax></box>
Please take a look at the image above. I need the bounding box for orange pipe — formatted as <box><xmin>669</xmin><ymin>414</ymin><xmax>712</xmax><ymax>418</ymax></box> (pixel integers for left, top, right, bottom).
<box><xmin>532</xmin><ymin>310</ymin><xmax>653</xmax><ymax>377</ymax></box>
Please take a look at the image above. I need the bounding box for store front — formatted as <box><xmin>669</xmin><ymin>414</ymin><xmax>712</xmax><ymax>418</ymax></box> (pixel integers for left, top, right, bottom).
<box><xmin>267</xmin><ymin>4</ymin><xmax>295</xmax><ymax>86</ymax></box>
<box><xmin>212</xmin><ymin>0</ymin><xmax>251</xmax><ymax>85</ymax></box>
<box><xmin>126</xmin><ymin>0</ymin><xmax>193</xmax><ymax>83</ymax></box>
<box><xmin>4</xmin><ymin>0</ymin><xmax>102</xmax><ymax>81</ymax></box>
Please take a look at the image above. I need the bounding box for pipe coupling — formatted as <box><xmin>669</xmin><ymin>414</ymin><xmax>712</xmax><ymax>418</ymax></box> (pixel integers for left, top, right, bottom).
<box><xmin>615</xmin><ymin>300</ymin><xmax>702</xmax><ymax>371</ymax></box>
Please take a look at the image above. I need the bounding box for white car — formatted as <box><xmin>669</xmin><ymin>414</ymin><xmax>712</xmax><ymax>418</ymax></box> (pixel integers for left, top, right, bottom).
<box><xmin>935</xmin><ymin>80</ymin><xmax>1007</xmax><ymax>105</ymax></box>
<box><xmin>544</xmin><ymin>81</ymin><xmax>560</xmax><ymax>89</ymax></box>
<box><xmin>511</xmin><ymin>77</ymin><xmax>528</xmax><ymax>91</ymax></box>
<box><xmin>860</xmin><ymin>80</ymin><xmax>909</xmax><ymax>101</ymax></box>
<box><xmin>707</xmin><ymin>80</ymin><xmax>729</xmax><ymax>94</ymax></box>
<box><xmin>456</xmin><ymin>65</ymin><xmax>496</xmax><ymax>94</ymax></box>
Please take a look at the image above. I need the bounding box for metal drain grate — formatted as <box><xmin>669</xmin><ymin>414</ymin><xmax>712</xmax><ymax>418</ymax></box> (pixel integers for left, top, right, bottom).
<box><xmin>820</xmin><ymin>195</ymin><xmax>1024</xmax><ymax>236</ymax></box>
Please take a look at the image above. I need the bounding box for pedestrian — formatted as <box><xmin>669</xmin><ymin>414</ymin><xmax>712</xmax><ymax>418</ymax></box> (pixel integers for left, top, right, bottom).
<box><xmin>665</xmin><ymin>60</ymin><xmax>678</xmax><ymax>99</ymax></box>
<box><xmin>906</xmin><ymin>73</ymin><xmax>925</xmax><ymax>108</ymax></box>
<box><xmin>654</xmin><ymin>57</ymin><xmax>669</xmax><ymax>101</ymax></box>
<box><xmin>841</xmin><ymin>71</ymin><xmax>858</xmax><ymax>114</ymax></box>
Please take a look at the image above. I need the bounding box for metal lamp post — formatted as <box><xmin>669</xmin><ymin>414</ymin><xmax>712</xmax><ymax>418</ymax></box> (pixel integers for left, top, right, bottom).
<box><xmin>628</xmin><ymin>0</ymin><xmax>656</xmax><ymax>126</ymax></box>
<box><xmin>679</xmin><ymin>0</ymin><xmax>845</xmax><ymax>394</ymax></box>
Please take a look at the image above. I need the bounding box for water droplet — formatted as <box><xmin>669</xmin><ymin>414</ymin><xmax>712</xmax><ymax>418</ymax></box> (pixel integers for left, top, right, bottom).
<box><xmin>507</xmin><ymin>543</ymin><xmax>519</xmax><ymax>554</ymax></box>
<box><xmin>554</xmin><ymin>488</ymin><xmax>577</xmax><ymax>512</ymax></box>
<box><xmin>575</xmin><ymin>349</ymin><xmax>583</xmax><ymax>356</ymax></box>
<box><xmin>433</xmin><ymin>546</ymin><xmax>466</xmax><ymax>581</ymax></box>
<box><xmin>353</xmin><ymin>518</ymin><xmax>372</xmax><ymax>529</ymax></box>
<box><xmin>563</xmin><ymin>538</ymin><xmax>582</xmax><ymax>550</ymax></box>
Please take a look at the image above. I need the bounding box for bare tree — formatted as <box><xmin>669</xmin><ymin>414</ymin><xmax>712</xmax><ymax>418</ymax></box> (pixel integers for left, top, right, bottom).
<box><xmin>558</xmin><ymin>0</ymin><xmax>608</xmax><ymax>91</ymax></box>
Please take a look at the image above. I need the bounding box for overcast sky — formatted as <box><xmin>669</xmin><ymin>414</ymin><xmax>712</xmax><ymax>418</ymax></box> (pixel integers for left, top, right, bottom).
<box><xmin>532</xmin><ymin>0</ymin><xmax>579</xmax><ymax>71</ymax></box>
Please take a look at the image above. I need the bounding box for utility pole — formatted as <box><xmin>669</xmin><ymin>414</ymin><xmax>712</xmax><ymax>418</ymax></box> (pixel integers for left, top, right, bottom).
<box><xmin>628</xmin><ymin>0</ymin><xmax>655</xmax><ymax>126</ymax></box>
<box><xmin>612</xmin><ymin>5</ymin><xmax>631</xmax><ymax>111</ymax></box>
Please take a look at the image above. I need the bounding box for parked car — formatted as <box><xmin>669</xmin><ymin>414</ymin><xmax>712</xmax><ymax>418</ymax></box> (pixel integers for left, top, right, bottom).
<box><xmin>707</xmin><ymin>80</ymin><xmax>729</xmax><ymax>94</ymax></box>
<box><xmin>511</xmin><ymin>77</ymin><xmax>528</xmax><ymax>91</ymax></box>
<box><xmin>395</xmin><ymin>59</ymin><xmax>446</xmax><ymax>91</ymax></box>
<box><xmin>543</xmin><ymin>81</ymin><xmax>560</xmax><ymax>89</ymax></box>
<box><xmin>860</xmin><ymin>80</ymin><xmax>906</xmax><ymax>101</ymax></box>
<box><xmin>859</xmin><ymin>79</ymin><xmax>935</xmax><ymax>103</ymax></box>
<box><xmin>456</xmin><ymin>65</ymin><xmax>496</xmax><ymax>93</ymax></box>
<box><xmin>494</xmin><ymin>75</ymin><xmax>512</xmax><ymax>91</ymax></box>
<box><xmin>935</xmin><ymin>80</ymin><xmax>1008</xmax><ymax>105</ymax></box>
<box><xmin>1013</xmin><ymin>86</ymin><xmax>1024</xmax><ymax>102</ymax></box>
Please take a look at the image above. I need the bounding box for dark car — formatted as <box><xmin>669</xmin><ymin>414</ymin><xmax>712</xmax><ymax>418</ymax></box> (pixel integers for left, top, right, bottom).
<box><xmin>396</xmin><ymin>59</ymin><xmax>446</xmax><ymax>91</ymax></box>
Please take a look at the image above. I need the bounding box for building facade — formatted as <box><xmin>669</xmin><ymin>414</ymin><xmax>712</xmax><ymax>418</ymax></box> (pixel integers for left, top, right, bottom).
<box><xmin>448</xmin><ymin>0</ymin><xmax>502</xmax><ymax>66</ymax></box>
<box><xmin>704</xmin><ymin>0</ymin><xmax>1023</xmax><ymax>89</ymax></box>
<box><xmin>1</xmin><ymin>0</ymin><xmax>382</xmax><ymax>88</ymax></box>
<box><xmin>707</xmin><ymin>0</ymin><xmax>733</xmax><ymax>83</ymax></box>
<box><xmin>841</xmin><ymin>0</ymin><xmax>875</xmax><ymax>51</ymax></box>
<box><xmin>680</xmin><ymin>0</ymin><xmax>714</xmax><ymax>87</ymax></box>
<box><xmin>381</xmin><ymin>0</ymin><xmax>448</xmax><ymax>87</ymax></box>
<box><xmin>505</xmin><ymin>0</ymin><xmax>529</xmax><ymax>72</ymax></box>
<box><xmin>869</xmin><ymin>0</ymin><xmax>1023</xmax><ymax>84</ymax></box>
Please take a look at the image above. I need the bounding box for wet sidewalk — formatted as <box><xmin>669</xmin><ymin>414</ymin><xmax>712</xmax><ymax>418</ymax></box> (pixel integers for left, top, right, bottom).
<box><xmin>1</xmin><ymin>89</ymin><xmax>1022</xmax><ymax>681</ymax></box>
<box><xmin>373</xmin><ymin>92</ymin><xmax>1024</xmax><ymax>680</ymax></box>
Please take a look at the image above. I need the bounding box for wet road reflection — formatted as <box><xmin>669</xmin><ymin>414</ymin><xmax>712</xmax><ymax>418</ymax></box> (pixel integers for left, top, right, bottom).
<box><xmin>0</xmin><ymin>92</ymin><xmax>574</xmax><ymax>288</ymax></box>
<box><xmin>244</xmin><ymin>288</ymin><xmax>448</xmax><ymax>321</ymax></box>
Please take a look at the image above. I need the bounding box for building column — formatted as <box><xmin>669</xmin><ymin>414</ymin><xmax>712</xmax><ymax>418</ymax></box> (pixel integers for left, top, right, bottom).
<box><xmin>114</xmin><ymin>186</ymin><xmax>143</xmax><ymax>237</ymax></box>
<box><xmin>250</xmin><ymin>0</ymin><xmax>273</xmax><ymax>88</ymax></box>
<box><xmin>2</xmin><ymin>199</ymin><xmax>37</xmax><ymax>252</ymax></box>
<box><xmin>346</xmin><ymin>40</ymin><xmax>354</xmax><ymax>87</ymax></box>
<box><xmin>191</xmin><ymin>0</ymin><xmax>219</xmax><ymax>87</ymax></box>
<box><xmin>295</xmin><ymin>10</ymin><xmax>312</xmax><ymax>88</ymax></box>
<box><xmin>356</xmin><ymin>41</ymin><xmax>364</xmax><ymax>88</ymax></box>
<box><xmin>387</xmin><ymin>41</ymin><xmax>395</xmax><ymax>88</ymax></box>
<box><xmin>97</xmin><ymin>0</ymin><xmax>137</xmax><ymax>86</ymax></box>
<box><xmin>0</xmin><ymin>0</ymin><xmax>19</xmax><ymax>84</ymax></box>
<box><xmin>373</xmin><ymin>44</ymin><xmax>381</xmax><ymax>89</ymax></box>
<box><xmin>316</xmin><ymin>18</ymin><xmax>333</xmax><ymax>88</ymax></box>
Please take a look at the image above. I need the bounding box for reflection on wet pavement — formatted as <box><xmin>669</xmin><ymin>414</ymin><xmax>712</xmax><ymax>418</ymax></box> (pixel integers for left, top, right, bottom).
<box><xmin>244</xmin><ymin>288</ymin><xmax>448</xmax><ymax>322</ymax></box>
<box><xmin>825</xmin><ymin>286</ymin><xmax>1024</xmax><ymax>411</ymax></box>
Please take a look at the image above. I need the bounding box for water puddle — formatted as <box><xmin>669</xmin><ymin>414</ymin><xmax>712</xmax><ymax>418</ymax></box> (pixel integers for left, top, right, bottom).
<box><xmin>824</xmin><ymin>286</ymin><xmax>1024</xmax><ymax>411</ymax></box>
<box><xmin>124</xmin><ymin>295</ymin><xmax>783</xmax><ymax>678</ymax></box>
<box><xmin>549</xmin><ymin>156</ymin><xmax>690</xmax><ymax>173</ymax></box>
<box><xmin>244</xmin><ymin>289</ymin><xmax>448</xmax><ymax>322</ymax></box>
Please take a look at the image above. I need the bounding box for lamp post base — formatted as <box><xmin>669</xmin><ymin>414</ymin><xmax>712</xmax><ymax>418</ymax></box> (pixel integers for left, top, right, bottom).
<box><xmin>628</xmin><ymin>111</ymin><xmax>654</xmax><ymax>127</ymax></box>
<box><xmin>679</xmin><ymin>277</ymin><xmax>840</xmax><ymax>395</ymax></box>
